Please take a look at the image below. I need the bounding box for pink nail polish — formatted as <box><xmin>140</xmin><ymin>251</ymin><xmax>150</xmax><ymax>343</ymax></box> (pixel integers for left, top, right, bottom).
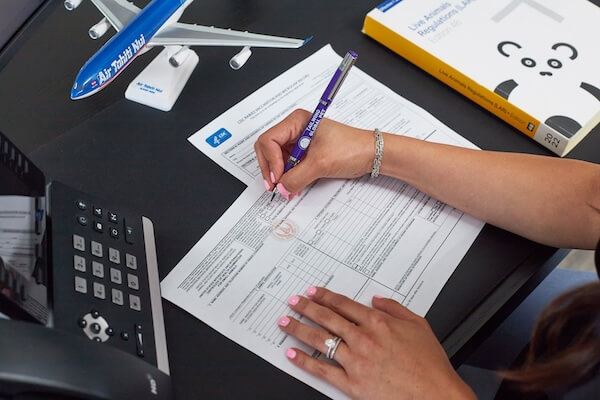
<box><xmin>373</xmin><ymin>294</ymin><xmax>383</xmax><ymax>299</ymax></box>
<box><xmin>306</xmin><ymin>286</ymin><xmax>317</xmax><ymax>297</ymax></box>
<box><xmin>277</xmin><ymin>183</ymin><xmax>291</xmax><ymax>200</ymax></box>
<box><xmin>263</xmin><ymin>179</ymin><xmax>270</xmax><ymax>191</ymax></box>
<box><xmin>286</xmin><ymin>348</ymin><xmax>297</xmax><ymax>359</ymax></box>
<box><xmin>270</xmin><ymin>171</ymin><xmax>276</xmax><ymax>184</ymax></box>
<box><xmin>278</xmin><ymin>316</ymin><xmax>290</xmax><ymax>327</ymax></box>
<box><xmin>288</xmin><ymin>295</ymin><xmax>300</xmax><ymax>306</ymax></box>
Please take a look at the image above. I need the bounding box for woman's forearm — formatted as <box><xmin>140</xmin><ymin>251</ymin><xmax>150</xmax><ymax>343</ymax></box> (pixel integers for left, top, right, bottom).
<box><xmin>379</xmin><ymin>134</ymin><xmax>600</xmax><ymax>249</ymax></box>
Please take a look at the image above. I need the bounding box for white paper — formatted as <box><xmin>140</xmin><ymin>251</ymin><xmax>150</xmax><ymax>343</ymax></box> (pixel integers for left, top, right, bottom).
<box><xmin>0</xmin><ymin>195</ymin><xmax>48</xmax><ymax>323</ymax></box>
<box><xmin>162</xmin><ymin>45</ymin><xmax>485</xmax><ymax>399</ymax></box>
<box><xmin>0</xmin><ymin>196</ymin><xmax>44</xmax><ymax>278</ymax></box>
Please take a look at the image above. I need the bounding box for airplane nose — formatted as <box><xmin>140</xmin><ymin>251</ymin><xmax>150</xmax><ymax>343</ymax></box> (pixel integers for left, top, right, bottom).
<box><xmin>71</xmin><ymin>85</ymin><xmax>83</xmax><ymax>100</ymax></box>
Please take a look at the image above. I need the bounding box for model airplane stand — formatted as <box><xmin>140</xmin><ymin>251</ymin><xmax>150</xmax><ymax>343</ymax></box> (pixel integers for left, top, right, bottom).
<box><xmin>125</xmin><ymin>47</ymin><xmax>199</xmax><ymax>112</ymax></box>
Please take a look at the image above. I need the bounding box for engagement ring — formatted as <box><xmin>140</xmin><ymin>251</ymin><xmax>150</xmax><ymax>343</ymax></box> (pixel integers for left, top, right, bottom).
<box><xmin>325</xmin><ymin>336</ymin><xmax>342</xmax><ymax>360</ymax></box>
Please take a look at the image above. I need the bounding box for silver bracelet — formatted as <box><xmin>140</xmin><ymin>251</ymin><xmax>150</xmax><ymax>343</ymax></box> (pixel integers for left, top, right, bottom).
<box><xmin>371</xmin><ymin>128</ymin><xmax>384</xmax><ymax>178</ymax></box>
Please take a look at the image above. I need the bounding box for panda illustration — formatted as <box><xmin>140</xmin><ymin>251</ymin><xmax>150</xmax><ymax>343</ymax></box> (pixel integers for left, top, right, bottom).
<box><xmin>494</xmin><ymin>41</ymin><xmax>600</xmax><ymax>138</ymax></box>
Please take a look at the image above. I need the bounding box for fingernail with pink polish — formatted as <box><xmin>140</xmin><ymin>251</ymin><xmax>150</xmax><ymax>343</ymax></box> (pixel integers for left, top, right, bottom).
<box><xmin>277</xmin><ymin>183</ymin><xmax>291</xmax><ymax>200</ymax></box>
<box><xmin>286</xmin><ymin>348</ymin><xmax>297</xmax><ymax>359</ymax></box>
<box><xmin>263</xmin><ymin>179</ymin><xmax>270</xmax><ymax>191</ymax></box>
<box><xmin>278</xmin><ymin>316</ymin><xmax>290</xmax><ymax>327</ymax></box>
<box><xmin>373</xmin><ymin>294</ymin><xmax>383</xmax><ymax>299</ymax></box>
<box><xmin>288</xmin><ymin>295</ymin><xmax>300</xmax><ymax>306</ymax></box>
<box><xmin>306</xmin><ymin>286</ymin><xmax>317</xmax><ymax>297</ymax></box>
<box><xmin>270</xmin><ymin>171</ymin><xmax>276</xmax><ymax>184</ymax></box>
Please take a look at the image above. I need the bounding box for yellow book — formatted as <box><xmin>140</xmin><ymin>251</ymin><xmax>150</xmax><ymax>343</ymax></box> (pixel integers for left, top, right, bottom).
<box><xmin>363</xmin><ymin>0</ymin><xmax>600</xmax><ymax>156</ymax></box>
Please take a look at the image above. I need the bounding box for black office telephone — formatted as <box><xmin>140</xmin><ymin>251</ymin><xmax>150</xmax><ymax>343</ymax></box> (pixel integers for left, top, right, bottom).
<box><xmin>0</xmin><ymin>130</ymin><xmax>172</xmax><ymax>399</ymax></box>
<box><xmin>0</xmin><ymin>319</ymin><xmax>172</xmax><ymax>399</ymax></box>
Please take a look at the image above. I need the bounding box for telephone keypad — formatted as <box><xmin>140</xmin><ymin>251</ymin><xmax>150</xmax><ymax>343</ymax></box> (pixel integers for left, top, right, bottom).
<box><xmin>54</xmin><ymin>183</ymin><xmax>162</xmax><ymax>367</ymax></box>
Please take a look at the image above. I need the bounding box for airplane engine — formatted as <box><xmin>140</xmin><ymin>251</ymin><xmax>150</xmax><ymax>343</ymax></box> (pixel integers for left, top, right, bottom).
<box><xmin>64</xmin><ymin>0</ymin><xmax>82</xmax><ymax>11</ymax></box>
<box><xmin>88</xmin><ymin>18</ymin><xmax>111</xmax><ymax>40</ymax></box>
<box><xmin>229</xmin><ymin>47</ymin><xmax>252</xmax><ymax>70</ymax></box>
<box><xmin>169</xmin><ymin>47</ymin><xmax>192</xmax><ymax>67</ymax></box>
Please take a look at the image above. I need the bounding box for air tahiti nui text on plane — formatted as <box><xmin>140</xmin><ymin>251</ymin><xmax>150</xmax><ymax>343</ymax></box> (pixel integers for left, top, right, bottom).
<box><xmin>98</xmin><ymin>34</ymin><xmax>146</xmax><ymax>85</ymax></box>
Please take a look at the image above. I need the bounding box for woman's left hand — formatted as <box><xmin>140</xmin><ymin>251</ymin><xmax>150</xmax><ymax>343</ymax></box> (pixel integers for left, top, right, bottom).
<box><xmin>278</xmin><ymin>287</ymin><xmax>475</xmax><ymax>400</ymax></box>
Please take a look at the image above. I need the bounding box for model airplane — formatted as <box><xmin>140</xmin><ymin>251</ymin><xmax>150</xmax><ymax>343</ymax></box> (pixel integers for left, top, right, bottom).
<box><xmin>65</xmin><ymin>0</ymin><xmax>310</xmax><ymax>100</ymax></box>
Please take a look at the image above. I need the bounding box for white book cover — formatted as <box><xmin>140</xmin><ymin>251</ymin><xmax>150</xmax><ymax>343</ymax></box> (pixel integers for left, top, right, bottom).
<box><xmin>364</xmin><ymin>0</ymin><xmax>600</xmax><ymax>155</ymax></box>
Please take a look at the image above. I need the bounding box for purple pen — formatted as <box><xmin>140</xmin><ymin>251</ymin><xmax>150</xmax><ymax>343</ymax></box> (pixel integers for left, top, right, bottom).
<box><xmin>271</xmin><ymin>50</ymin><xmax>358</xmax><ymax>201</ymax></box>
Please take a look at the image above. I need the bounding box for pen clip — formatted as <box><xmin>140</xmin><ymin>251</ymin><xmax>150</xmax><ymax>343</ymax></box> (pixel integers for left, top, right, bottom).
<box><xmin>326</xmin><ymin>52</ymin><xmax>357</xmax><ymax>102</ymax></box>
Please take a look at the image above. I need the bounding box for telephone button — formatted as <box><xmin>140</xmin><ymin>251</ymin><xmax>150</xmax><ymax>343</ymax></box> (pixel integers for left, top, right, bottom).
<box><xmin>73</xmin><ymin>234</ymin><xmax>85</xmax><ymax>252</ymax></box>
<box><xmin>73</xmin><ymin>255</ymin><xmax>86</xmax><ymax>272</ymax></box>
<box><xmin>108</xmin><ymin>211</ymin><xmax>118</xmax><ymax>224</ymax></box>
<box><xmin>74</xmin><ymin>276</ymin><xmax>87</xmax><ymax>294</ymax></box>
<box><xmin>92</xmin><ymin>261</ymin><xmax>104</xmax><ymax>278</ymax></box>
<box><xmin>91</xmin><ymin>241</ymin><xmax>103</xmax><ymax>258</ymax></box>
<box><xmin>90</xmin><ymin>323</ymin><xmax>101</xmax><ymax>334</ymax></box>
<box><xmin>134</xmin><ymin>324</ymin><xmax>144</xmax><ymax>357</ymax></box>
<box><xmin>76</xmin><ymin>200</ymin><xmax>88</xmax><ymax>211</ymax></box>
<box><xmin>80</xmin><ymin>312</ymin><xmax>109</xmax><ymax>343</ymax></box>
<box><xmin>93</xmin><ymin>282</ymin><xmax>105</xmax><ymax>299</ymax></box>
<box><xmin>93</xmin><ymin>206</ymin><xmax>103</xmax><ymax>218</ymax></box>
<box><xmin>129</xmin><ymin>294</ymin><xmax>141</xmax><ymax>311</ymax></box>
<box><xmin>93</xmin><ymin>220</ymin><xmax>104</xmax><ymax>233</ymax></box>
<box><xmin>109</xmin><ymin>227</ymin><xmax>119</xmax><ymax>238</ymax></box>
<box><xmin>125</xmin><ymin>253</ymin><xmax>137</xmax><ymax>270</ymax></box>
<box><xmin>111</xmin><ymin>288</ymin><xmax>124</xmax><ymax>305</ymax></box>
<box><xmin>124</xmin><ymin>220</ymin><xmax>135</xmax><ymax>244</ymax></box>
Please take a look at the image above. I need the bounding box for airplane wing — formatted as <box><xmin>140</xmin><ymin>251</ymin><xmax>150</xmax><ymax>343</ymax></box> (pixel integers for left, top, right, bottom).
<box><xmin>89</xmin><ymin>0</ymin><xmax>140</xmax><ymax>31</ymax></box>
<box><xmin>149</xmin><ymin>22</ymin><xmax>307</xmax><ymax>48</ymax></box>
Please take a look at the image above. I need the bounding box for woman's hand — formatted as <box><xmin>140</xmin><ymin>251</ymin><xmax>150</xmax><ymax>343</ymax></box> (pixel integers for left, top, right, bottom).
<box><xmin>278</xmin><ymin>287</ymin><xmax>475</xmax><ymax>400</ymax></box>
<box><xmin>254</xmin><ymin>109</ymin><xmax>375</xmax><ymax>199</ymax></box>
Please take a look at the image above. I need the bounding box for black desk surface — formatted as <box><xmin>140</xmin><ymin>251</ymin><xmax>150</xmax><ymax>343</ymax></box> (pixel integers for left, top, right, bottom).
<box><xmin>1</xmin><ymin>1</ymin><xmax>599</xmax><ymax>398</ymax></box>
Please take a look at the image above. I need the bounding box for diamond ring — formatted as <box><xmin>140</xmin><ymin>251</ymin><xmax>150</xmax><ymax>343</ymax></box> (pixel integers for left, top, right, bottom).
<box><xmin>325</xmin><ymin>336</ymin><xmax>342</xmax><ymax>360</ymax></box>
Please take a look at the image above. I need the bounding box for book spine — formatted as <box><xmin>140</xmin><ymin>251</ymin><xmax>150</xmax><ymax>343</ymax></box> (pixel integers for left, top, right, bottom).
<box><xmin>363</xmin><ymin>14</ymin><xmax>569</xmax><ymax>156</ymax></box>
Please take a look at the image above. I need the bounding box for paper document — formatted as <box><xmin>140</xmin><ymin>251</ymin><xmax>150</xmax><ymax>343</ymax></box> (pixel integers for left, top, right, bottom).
<box><xmin>162</xmin><ymin>45</ymin><xmax>485</xmax><ymax>399</ymax></box>
<box><xmin>0</xmin><ymin>195</ymin><xmax>48</xmax><ymax>323</ymax></box>
<box><xmin>0</xmin><ymin>196</ymin><xmax>44</xmax><ymax>278</ymax></box>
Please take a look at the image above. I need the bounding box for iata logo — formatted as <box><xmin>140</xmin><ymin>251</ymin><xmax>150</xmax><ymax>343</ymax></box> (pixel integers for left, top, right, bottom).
<box><xmin>206</xmin><ymin>128</ymin><xmax>232</xmax><ymax>148</ymax></box>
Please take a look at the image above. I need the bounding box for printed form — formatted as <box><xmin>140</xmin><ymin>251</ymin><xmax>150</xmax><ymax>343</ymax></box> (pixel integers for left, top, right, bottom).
<box><xmin>0</xmin><ymin>195</ymin><xmax>48</xmax><ymax>322</ymax></box>
<box><xmin>161</xmin><ymin>45</ymin><xmax>485</xmax><ymax>399</ymax></box>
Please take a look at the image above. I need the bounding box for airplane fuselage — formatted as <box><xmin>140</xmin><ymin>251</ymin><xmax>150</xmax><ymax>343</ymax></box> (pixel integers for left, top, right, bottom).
<box><xmin>71</xmin><ymin>0</ymin><xmax>191</xmax><ymax>99</ymax></box>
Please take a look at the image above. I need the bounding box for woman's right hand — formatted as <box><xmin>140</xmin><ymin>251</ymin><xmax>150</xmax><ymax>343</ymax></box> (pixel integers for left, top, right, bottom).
<box><xmin>254</xmin><ymin>109</ymin><xmax>375</xmax><ymax>199</ymax></box>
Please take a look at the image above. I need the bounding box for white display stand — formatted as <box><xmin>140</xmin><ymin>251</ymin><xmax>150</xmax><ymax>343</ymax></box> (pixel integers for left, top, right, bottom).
<box><xmin>125</xmin><ymin>47</ymin><xmax>199</xmax><ymax>112</ymax></box>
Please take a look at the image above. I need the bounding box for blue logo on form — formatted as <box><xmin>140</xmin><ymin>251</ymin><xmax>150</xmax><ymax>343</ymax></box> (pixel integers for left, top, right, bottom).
<box><xmin>206</xmin><ymin>128</ymin><xmax>232</xmax><ymax>148</ymax></box>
